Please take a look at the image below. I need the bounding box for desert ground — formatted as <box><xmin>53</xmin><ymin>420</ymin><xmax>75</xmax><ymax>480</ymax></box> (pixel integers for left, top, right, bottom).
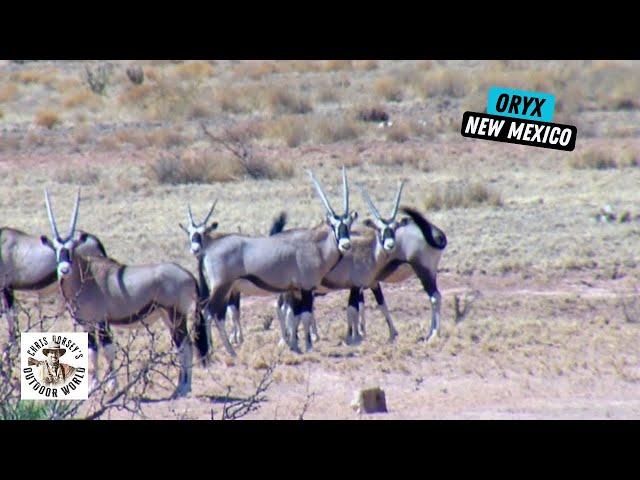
<box><xmin>1</xmin><ymin>60</ymin><xmax>639</xmax><ymax>419</ymax></box>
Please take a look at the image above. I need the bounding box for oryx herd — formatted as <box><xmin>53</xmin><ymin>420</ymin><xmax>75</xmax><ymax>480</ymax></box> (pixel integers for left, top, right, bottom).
<box><xmin>1</xmin><ymin>167</ymin><xmax>447</xmax><ymax>398</ymax></box>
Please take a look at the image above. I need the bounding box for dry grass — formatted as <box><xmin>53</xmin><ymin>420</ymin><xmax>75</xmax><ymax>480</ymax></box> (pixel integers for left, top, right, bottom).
<box><xmin>323</xmin><ymin>60</ymin><xmax>353</xmax><ymax>72</ymax></box>
<box><xmin>312</xmin><ymin>117</ymin><xmax>363</xmax><ymax>144</ymax></box>
<box><xmin>266</xmin><ymin>85</ymin><xmax>313</xmax><ymax>115</ymax></box>
<box><xmin>385</xmin><ymin>122</ymin><xmax>411</xmax><ymax>143</ymax></box>
<box><xmin>173</xmin><ymin>61</ymin><xmax>215</xmax><ymax>80</ymax></box>
<box><xmin>355</xmin><ymin>104</ymin><xmax>389</xmax><ymax>123</ymax></box>
<box><xmin>62</xmin><ymin>90</ymin><xmax>102</xmax><ymax>110</ymax></box>
<box><xmin>422</xmin><ymin>68</ymin><xmax>471</xmax><ymax>98</ymax></box>
<box><xmin>424</xmin><ymin>181</ymin><xmax>503</xmax><ymax>210</ymax></box>
<box><xmin>316</xmin><ymin>85</ymin><xmax>341</xmax><ymax>104</ymax></box>
<box><xmin>145</xmin><ymin>128</ymin><xmax>187</xmax><ymax>149</ymax></box>
<box><xmin>267</xmin><ymin>115</ymin><xmax>309</xmax><ymax>147</ymax></box>
<box><xmin>569</xmin><ymin>148</ymin><xmax>619</xmax><ymax>170</ymax></box>
<box><xmin>355</xmin><ymin>60</ymin><xmax>379</xmax><ymax>71</ymax></box>
<box><xmin>34</xmin><ymin>110</ymin><xmax>61</xmax><ymax>129</ymax></box>
<box><xmin>0</xmin><ymin>84</ymin><xmax>19</xmax><ymax>102</ymax></box>
<box><xmin>149</xmin><ymin>150</ymin><xmax>294</xmax><ymax>185</ymax></box>
<box><xmin>71</xmin><ymin>126</ymin><xmax>92</xmax><ymax>146</ymax></box>
<box><xmin>54</xmin><ymin>165</ymin><xmax>100</xmax><ymax>185</ymax></box>
<box><xmin>113</xmin><ymin>129</ymin><xmax>149</xmax><ymax>149</ymax></box>
<box><xmin>373</xmin><ymin>76</ymin><xmax>404</xmax><ymax>102</ymax></box>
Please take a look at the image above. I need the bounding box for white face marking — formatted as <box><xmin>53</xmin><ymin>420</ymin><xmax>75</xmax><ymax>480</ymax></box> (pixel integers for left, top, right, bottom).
<box><xmin>383</xmin><ymin>238</ymin><xmax>395</xmax><ymax>251</ymax></box>
<box><xmin>57</xmin><ymin>262</ymin><xmax>71</xmax><ymax>277</ymax></box>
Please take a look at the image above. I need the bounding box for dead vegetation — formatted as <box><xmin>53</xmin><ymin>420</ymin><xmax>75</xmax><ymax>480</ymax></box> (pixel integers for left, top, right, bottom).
<box><xmin>424</xmin><ymin>181</ymin><xmax>503</xmax><ymax>210</ymax></box>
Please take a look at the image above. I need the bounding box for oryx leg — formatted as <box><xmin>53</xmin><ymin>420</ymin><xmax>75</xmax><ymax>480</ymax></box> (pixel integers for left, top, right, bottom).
<box><xmin>357</xmin><ymin>288</ymin><xmax>366</xmax><ymax>337</ymax></box>
<box><xmin>207</xmin><ymin>283</ymin><xmax>237</xmax><ymax>357</ymax></box>
<box><xmin>227</xmin><ymin>291</ymin><xmax>243</xmax><ymax>345</ymax></box>
<box><xmin>87</xmin><ymin>328</ymin><xmax>100</xmax><ymax>392</ymax></box>
<box><xmin>98</xmin><ymin>322</ymin><xmax>118</xmax><ymax>392</ymax></box>
<box><xmin>346</xmin><ymin>287</ymin><xmax>363</xmax><ymax>345</ymax></box>
<box><xmin>300</xmin><ymin>290</ymin><xmax>315</xmax><ymax>352</ymax></box>
<box><xmin>287</xmin><ymin>291</ymin><xmax>307</xmax><ymax>354</ymax></box>
<box><xmin>1</xmin><ymin>288</ymin><xmax>18</xmax><ymax>343</ymax></box>
<box><xmin>276</xmin><ymin>294</ymin><xmax>291</xmax><ymax>347</ymax></box>
<box><xmin>165</xmin><ymin>309</ymin><xmax>193</xmax><ymax>398</ymax></box>
<box><xmin>371</xmin><ymin>284</ymin><xmax>398</xmax><ymax>342</ymax></box>
<box><xmin>412</xmin><ymin>263</ymin><xmax>442</xmax><ymax>342</ymax></box>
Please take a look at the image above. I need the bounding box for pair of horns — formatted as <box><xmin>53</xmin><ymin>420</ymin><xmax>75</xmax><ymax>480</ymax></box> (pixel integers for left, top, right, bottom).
<box><xmin>308</xmin><ymin>166</ymin><xmax>349</xmax><ymax>217</ymax></box>
<box><xmin>44</xmin><ymin>189</ymin><xmax>81</xmax><ymax>242</ymax></box>
<box><xmin>187</xmin><ymin>200</ymin><xmax>217</xmax><ymax>227</ymax></box>
<box><xmin>360</xmin><ymin>181</ymin><xmax>405</xmax><ymax>223</ymax></box>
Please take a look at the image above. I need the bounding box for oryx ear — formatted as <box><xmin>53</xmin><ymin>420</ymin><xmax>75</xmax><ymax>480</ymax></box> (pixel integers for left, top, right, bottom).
<box><xmin>40</xmin><ymin>236</ymin><xmax>54</xmax><ymax>249</ymax></box>
<box><xmin>205</xmin><ymin>222</ymin><xmax>219</xmax><ymax>234</ymax></box>
<box><xmin>398</xmin><ymin>217</ymin><xmax>411</xmax><ymax>227</ymax></box>
<box><xmin>179</xmin><ymin>223</ymin><xmax>188</xmax><ymax>234</ymax></box>
<box><xmin>350</xmin><ymin>211</ymin><xmax>358</xmax><ymax>223</ymax></box>
<box><xmin>363</xmin><ymin>219</ymin><xmax>376</xmax><ymax>230</ymax></box>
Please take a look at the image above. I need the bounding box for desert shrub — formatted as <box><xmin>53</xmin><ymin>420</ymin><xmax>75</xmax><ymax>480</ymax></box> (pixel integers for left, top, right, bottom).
<box><xmin>386</xmin><ymin>122</ymin><xmax>411</xmax><ymax>143</ymax></box>
<box><xmin>0</xmin><ymin>84</ymin><xmax>19</xmax><ymax>102</ymax></box>
<box><xmin>173</xmin><ymin>61</ymin><xmax>215</xmax><ymax>80</ymax></box>
<box><xmin>425</xmin><ymin>181</ymin><xmax>503</xmax><ymax>210</ymax></box>
<box><xmin>126</xmin><ymin>65</ymin><xmax>145</xmax><ymax>85</ymax></box>
<box><xmin>84</xmin><ymin>64</ymin><xmax>111</xmax><ymax>95</ymax></box>
<box><xmin>323</xmin><ymin>60</ymin><xmax>353</xmax><ymax>72</ymax></box>
<box><xmin>268</xmin><ymin>115</ymin><xmax>309</xmax><ymax>147</ymax></box>
<box><xmin>355</xmin><ymin>105</ymin><xmax>389</xmax><ymax>123</ymax></box>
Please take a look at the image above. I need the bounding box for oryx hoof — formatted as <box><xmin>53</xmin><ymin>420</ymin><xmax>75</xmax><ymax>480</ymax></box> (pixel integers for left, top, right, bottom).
<box><xmin>388</xmin><ymin>331</ymin><xmax>399</xmax><ymax>343</ymax></box>
<box><xmin>288</xmin><ymin>343</ymin><xmax>302</xmax><ymax>354</ymax></box>
<box><xmin>172</xmin><ymin>384</ymin><xmax>192</xmax><ymax>399</ymax></box>
<box><xmin>277</xmin><ymin>338</ymin><xmax>288</xmax><ymax>348</ymax></box>
<box><xmin>311</xmin><ymin>332</ymin><xmax>320</xmax><ymax>343</ymax></box>
<box><xmin>425</xmin><ymin>329</ymin><xmax>439</xmax><ymax>344</ymax></box>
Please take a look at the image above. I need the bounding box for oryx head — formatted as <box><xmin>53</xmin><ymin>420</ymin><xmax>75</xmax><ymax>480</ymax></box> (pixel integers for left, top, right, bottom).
<box><xmin>308</xmin><ymin>166</ymin><xmax>358</xmax><ymax>253</ymax></box>
<box><xmin>179</xmin><ymin>201</ymin><xmax>218</xmax><ymax>256</ymax></box>
<box><xmin>40</xmin><ymin>188</ymin><xmax>86</xmax><ymax>278</ymax></box>
<box><xmin>360</xmin><ymin>181</ymin><xmax>409</xmax><ymax>252</ymax></box>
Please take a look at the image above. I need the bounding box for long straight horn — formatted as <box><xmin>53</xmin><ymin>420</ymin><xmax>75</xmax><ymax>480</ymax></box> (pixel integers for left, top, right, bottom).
<box><xmin>204</xmin><ymin>199</ymin><xmax>217</xmax><ymax>225</ymax></box>
<box><xmin>342</xmin><ymin>166</ymin><xmax>349</xmax><ymax>214</ymax></box>
<box><xmin>187</xmin><ymin>204</ymin><xmax>196</xmax><ymax>226</ymax></box>
<box><xmin>307</xmin><ymin>170</ymin><xmax>335</xmax><ymax>217</ymax></box>
<box><xmin>44</xmin><ymin>189</ymin><xmax>61</xmax><ymax>241</ymax></box>
<box><xmin>358</xmin><ymin>186</ymin><xmax>382</xmax><ymax>221</ymax></box>
<box><xmin>390</xmin><ymin>180</ymin><xmax>405</xmax><ymax>220</ymax></box>
<box><xmin>66</xmin><ymin>188</ymin><xmax>81</xmax><ymax>241</ymax></box>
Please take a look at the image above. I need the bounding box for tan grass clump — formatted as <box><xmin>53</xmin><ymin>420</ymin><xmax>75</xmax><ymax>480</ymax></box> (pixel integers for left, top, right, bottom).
<box><xmin>266</xmin><ymin>85</ymin><xmax>313</xmax><ymax>115</ymax></box>
<box><xmin>54</xmin><ymin>165</ymin><xmax>100</xmax><ymax>185</ymax></box>
<box><xmin>385</xmin><ymin>121</ymin><xmax>411</xmax><ymax>143</ymax></box>
<box><xmin>312</xmin><ymin>117</ymin><xmax>363</xmax><ymax>144</ymax></box>
<box><xmin>322</xmin><ymin>60</ymin><xmax>353</xmax><ymax>72</ymax></box>
<box><xmin>173</xmin><ymin>61</ymin><xmax>215</xmax><ymax>80</ymax></box>
<box><xmin>267</xmin><ymin>115</ymin><xmax>310</xmax><ymax>147</ymax></box>
<box><xmin>62</xmin><ymin>90</ymin><xmax>102</xmax><ymax>110</ymax></box>
<box><xmin>0</xmin><ymin>84</ymin><xmax>19</xmax><ymax>102</ymax></box>
<box><xmin>568</xmin><ymin>148</ymin><xmax>619</xmax><ymax>170</ymax></box>
<box><xmin>425</xmin><ymin>181</ymin><xmax>503</xmax><ymax>210</ymax></box>
<box><xmin>34</xmin><ymin>110</ymin><xmax>61</xmax><ymax>129</ymax></box>
<box><xmin>422</xmin><ymin>68</ymin><xmax>470</xmax><ymax>98</ymax></box>
<box><xmin>373</xmin><ymin>76</ymin><xmax>404</xmax><ymax>102</ymax></box>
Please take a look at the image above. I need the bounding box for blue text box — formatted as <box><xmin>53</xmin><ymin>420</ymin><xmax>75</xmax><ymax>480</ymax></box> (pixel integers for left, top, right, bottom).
<box><xmin>487</xmin><ymin>87</ymin><xmax>555</xmax><ymax>122</ymax></box>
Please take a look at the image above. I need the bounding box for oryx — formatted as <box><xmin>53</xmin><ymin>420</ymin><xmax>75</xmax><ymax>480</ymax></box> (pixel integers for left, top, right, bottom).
<box><xmin>278</xmin><ymin>181</ymin><xmax>407</xmax><ymax>344</ymax></box>
<box><xmin>1</xmin><ymin>226</ymin><xmax>107</xmax><ymax>343</ymax></box>
<box><xmin>41</xmin><ymin>189</ymin><xmax>208</xmax><ymax>398</ymax></box>
<box><xmin>279</xmin><ymin>186</ymin><xmax>447</xmax><ymax>344</ymax></box>
<box><xmin>179</xmin><ymin>201</ymin><xmax>288</xmax><ymax>346</ymax></box>
<box><xmin>200</xmin><ymin>167</ymin><xmax>357</xmax><ymax>354</ymax></box>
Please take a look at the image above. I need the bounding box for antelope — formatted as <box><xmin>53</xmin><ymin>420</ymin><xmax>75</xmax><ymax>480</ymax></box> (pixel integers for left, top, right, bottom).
<box><xmin>280</xmin><ymin>186</ymin><xmax>447</xmax><ymax>344</ymax></box>
<box><xmin>200</xmin><ymin>167</ymin><xmax>357</xmax><ymax>354</ymax></box>
<box><xmin>179</xmin><ymin>201</ymin><xmax>289</xmax><ymax>346</ymax></box>
<box><xmin>1</xmin><ymin>226</ymin><xmax>107</xmax><ymax>343</ymax></box>
<box><xmin>278</xmin><ymin>181</ymin><xmax>407</xmax><ymax>345</ymax></box>
<box><xmin>41</xmin><ymin>189</ymin><xmax>208</xmax><ymax>398</ymax></box>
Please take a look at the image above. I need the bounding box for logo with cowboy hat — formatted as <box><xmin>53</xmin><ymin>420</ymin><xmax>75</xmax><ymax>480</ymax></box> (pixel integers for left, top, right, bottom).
<box><xmin>21</xmin><ymin>332</ymin><xmax>88</xmax><ymax>400</ymax></box>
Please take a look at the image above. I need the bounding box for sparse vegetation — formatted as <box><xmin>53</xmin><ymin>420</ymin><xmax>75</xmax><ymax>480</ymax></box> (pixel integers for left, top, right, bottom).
<box><xmin>84</xmin><ymin>63</ymin><xmax>111</xmax><ymax>95</ymax></box>
<box><xmin>569</xmin><ymin>148</ymin><xmax>619</xmax><ymax>170</ymax></box>
<box><xmin>373</xmin><ymin>76</ymin><xmax>404</xmax><ymax>102</ymax></box>
<box><xmin>54</xmin><ymin>165</ymin><xmax>100</xmax><ymax>185</ymax></box>
<box><xmin>425</xmin><ymin>181</ymin><xmax>503</xmax><ymax>210</ymax></box>
<box><xmin>34</xmin><ymin>109</ymin><xmax>61</xmax><ymax>129</ymax></box>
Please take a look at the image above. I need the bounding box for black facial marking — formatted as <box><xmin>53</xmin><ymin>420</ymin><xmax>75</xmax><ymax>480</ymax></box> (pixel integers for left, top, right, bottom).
<box><xmin>59</xmin><ymin>248</ymin><xmax>71</xmax><ymax>264</ymax></box>
<box><xmin>337</xmin><ymin>223</ymin><xmax>349</xmax><ymax>240</ymax></box>
<box><xmin>192</xmin><ymin>232</ymin><xmax>202</xmax><ymax>245</ymax></box>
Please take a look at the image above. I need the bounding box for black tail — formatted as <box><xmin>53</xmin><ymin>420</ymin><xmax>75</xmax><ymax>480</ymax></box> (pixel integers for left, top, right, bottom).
<box><xmin>194</xmin><ymin>308</ymin><xmax>210</xmax><ymax>364</ymax></box>
<box><xmin>401</xmin><ymin>207</ymin><xmax>447</xmax><ymax>250</ymax></box>
<box><xmin>269</xmin><ymin>212</ymin><xmax>287</xmax><ymax>236</ymax></box>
